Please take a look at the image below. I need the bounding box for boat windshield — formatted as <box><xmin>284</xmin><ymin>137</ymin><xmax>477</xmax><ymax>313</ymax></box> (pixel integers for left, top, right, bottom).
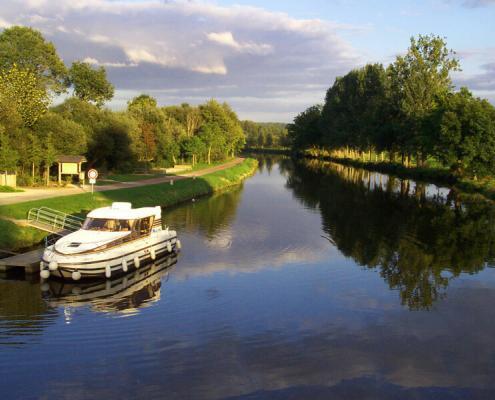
<box><xmin>82</xmin><ymin>218</ymin><xmax>133</xmax><ymax>232</ymax></box>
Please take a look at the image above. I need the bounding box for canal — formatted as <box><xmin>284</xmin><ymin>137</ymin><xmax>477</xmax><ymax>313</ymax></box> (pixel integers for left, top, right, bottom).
<box><xmin>1</xmin><ymin>156</ymin><xmax>495</xmax><ymax>399</ymax></box>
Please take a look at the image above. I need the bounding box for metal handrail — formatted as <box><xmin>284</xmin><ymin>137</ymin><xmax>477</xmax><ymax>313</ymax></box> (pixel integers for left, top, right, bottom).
<box><xmin>27</xmin><ymin>207</ymin><xmax>84</xmax><ymax>233</ymax></box>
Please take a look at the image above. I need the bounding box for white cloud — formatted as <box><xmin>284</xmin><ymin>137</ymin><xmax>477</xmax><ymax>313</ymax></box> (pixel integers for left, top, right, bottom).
<box><xmin>0</xmin><ymin>0</ymin><xmax>363</xmax><ymax>121</ymax></box>
<box><xmin>207</xmin><ymin>31</ymin><xmax>272</xmax><ymax>55</ymax></box>
<box><xmin>83</xmin><ymin>57</ymin><xmax>137</xmax><ymax>68</ymax></box>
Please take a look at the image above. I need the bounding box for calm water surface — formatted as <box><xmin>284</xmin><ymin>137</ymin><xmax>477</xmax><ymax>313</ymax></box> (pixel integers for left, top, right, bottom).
<box><xmin>2</xmin><ymin>157</ymin><xmax>495</xmax><ymax>399</ymax></box>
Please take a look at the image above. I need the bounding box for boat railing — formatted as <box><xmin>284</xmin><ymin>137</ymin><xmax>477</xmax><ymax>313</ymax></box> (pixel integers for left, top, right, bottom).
<box><xmin>27</xmin><ymin>207</ymin><xmax>84</xmax><ymax>234</ymax></box>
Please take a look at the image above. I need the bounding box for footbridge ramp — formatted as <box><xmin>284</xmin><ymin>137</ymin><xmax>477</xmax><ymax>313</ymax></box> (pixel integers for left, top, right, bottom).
<box><xmin>27</xmin><ymin>207</ymin><xmax>84</xmax><ymax>236</ymax></box>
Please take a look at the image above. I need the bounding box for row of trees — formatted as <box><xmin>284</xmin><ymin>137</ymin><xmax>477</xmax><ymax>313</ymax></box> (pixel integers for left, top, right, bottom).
<box><xmin>0</xmin><ymin>26</ymin><xmax>246</xmax><ymax>185</ymax></box>
<box><xmin>288</xmin><ymin>34</ymin><xmax>495</xmax><ymax>178</ymax></box>
<box><xmin>241</xmin><ymin>121</ymin><xmax>289</xmax><ymax>148</ymax></box>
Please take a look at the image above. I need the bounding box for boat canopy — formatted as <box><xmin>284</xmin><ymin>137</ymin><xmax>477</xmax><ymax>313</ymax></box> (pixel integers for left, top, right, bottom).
<box><xmin>87</xmin><ymin>202</ymin><xmax>161</xmax><ymax>220</ymax></box>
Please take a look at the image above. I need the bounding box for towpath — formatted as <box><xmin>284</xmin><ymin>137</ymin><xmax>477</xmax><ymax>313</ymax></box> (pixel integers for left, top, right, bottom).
<box><xmin>0</xmin><ymin>158</ymin><xmax>244</xmax><ymax>206</ymax></box>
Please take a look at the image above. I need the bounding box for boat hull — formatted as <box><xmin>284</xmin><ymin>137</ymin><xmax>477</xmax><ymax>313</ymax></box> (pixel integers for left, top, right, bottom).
<box><xmin>41</xmin><ymin>231</ymin><xmax>179</xmax><ymax>280</ymax></box>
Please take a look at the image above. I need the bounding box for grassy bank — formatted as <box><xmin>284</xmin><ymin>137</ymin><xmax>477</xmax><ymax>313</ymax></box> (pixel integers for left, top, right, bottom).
<box><xmin>306</xmin><ymin>154</ymin><xmax>495</xmax><ymax>201</ymax></box>
<box><xmin>0</xmin><ymin>158</ymin><xmax>258</xmax><ymax>250</ymax></box>
<box><xmin>243</xmin><ymin>147</ymin><xmax>291</xmax><ymax>155</ymax></box>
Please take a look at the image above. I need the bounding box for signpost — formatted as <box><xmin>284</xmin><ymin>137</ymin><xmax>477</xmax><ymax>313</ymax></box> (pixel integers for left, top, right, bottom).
<box><xmin>88</xmin><ymin>169</ymin><xmax>98</xmax><ymax>194</ymax></box>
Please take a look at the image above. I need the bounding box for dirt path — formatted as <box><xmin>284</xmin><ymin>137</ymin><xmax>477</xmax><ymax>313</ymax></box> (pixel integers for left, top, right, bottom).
<box><xmin>0</xmin><ymin>158</ymin><xmax>244</xmax><ymax>206</ymax></box>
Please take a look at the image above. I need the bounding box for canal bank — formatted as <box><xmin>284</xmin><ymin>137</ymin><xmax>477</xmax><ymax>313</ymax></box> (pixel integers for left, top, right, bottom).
<box><xmin>0</xmin><ymin>158</ymin><xmax>258</xmax><ymax>251</ymax></box>
<box><xmin>255</xmin><ymin>148</ymin><xmax>495</xmax><ymax>203</ymax></box>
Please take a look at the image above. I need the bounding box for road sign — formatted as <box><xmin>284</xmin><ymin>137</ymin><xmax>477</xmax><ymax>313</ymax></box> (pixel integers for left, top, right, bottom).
<box><xmin>88</xmin><ymin>169</ymin><xmax>98</xmax><ymax>180</ymax></box>
<box><xmin>89</xmin><ymin>178</ymin><xmax>96</xmax><ymax>184</ymax></box>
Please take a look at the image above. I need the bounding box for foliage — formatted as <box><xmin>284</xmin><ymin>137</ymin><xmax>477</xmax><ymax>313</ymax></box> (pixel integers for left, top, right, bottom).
<box><xmin>242</xmin><ymin>121</ymin><xmax>289</xmax><ymax>148</ymax></box>
<box><xmin>68</xmin><ymin>61</ymin><xmax>114</xmax><ymax>107</ymax></box>
<box><xmin>0</xmin><ymin>129</ymin><xmax>19</xmax><ymax>171</ymax></box>
<box><xmin>288</xmin><ymin>34</ymin><xmax>495</xmax><ymax>178</ymax></box>
<box><xmin>0</xmin><ymin>64</ymin><xmax>49</xmax><ymax>127</ymax></box>
<box><xmin>0</xmin><ymin>26</ymin><xmax>67</xmax><ymax>94</ymax></box>
<box><xmin>288</xmin><ymin>105</ymin><xmax>322</xmax><ymax>149</ymax></box>
<box><xmin>0</xmin><ymin>26</ymin><xmax>246</xmax><ymax>185</ymax></box>
<box><xmin>435</xmin><ymin>88</ymin><xmax>495</xmax><ymax>177</ymax></box>
<box><xmin>34</xmin><ymin>112</ymin><xmax>87</xmax><ymax>155</ymax></box>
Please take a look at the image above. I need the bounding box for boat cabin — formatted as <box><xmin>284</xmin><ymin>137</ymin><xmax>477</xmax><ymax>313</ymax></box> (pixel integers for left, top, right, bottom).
<box><xmin>83</xmin><ymin>203</ymin><xmax>162</xmax><ymax>238</ymax></box>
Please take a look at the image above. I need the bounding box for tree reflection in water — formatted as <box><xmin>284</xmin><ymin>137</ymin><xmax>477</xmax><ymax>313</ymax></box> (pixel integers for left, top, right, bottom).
<box><xmin>285</xmin><ymin>159</ymin><xmax>495</xmax><ymax>310</ymax></box>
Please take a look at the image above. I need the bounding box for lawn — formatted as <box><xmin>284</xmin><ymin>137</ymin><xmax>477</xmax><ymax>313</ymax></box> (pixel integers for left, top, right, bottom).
<box><xmin>0</xmin><ymin>186</ymin><xmax>23</xmax><ymax>193</ymax></box>
<box><xmin>0</xmin><ymin>158</ymin><xmax>258</xmax><ymax>250</ymax></box>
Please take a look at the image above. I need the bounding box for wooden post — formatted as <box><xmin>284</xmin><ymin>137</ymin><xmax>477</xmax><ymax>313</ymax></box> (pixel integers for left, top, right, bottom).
<box><xmin>58</xmin><ymin>163</ymin><xmax>62</xmax><ymax>185</ymax></box>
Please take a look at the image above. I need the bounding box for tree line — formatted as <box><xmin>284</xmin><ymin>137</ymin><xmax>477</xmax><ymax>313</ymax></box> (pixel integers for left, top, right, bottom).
<box><xmin>0</xmin><ymin>26</ymin><xmax>245</xmax><ymax>185</ymax></box>
<box><xmin>241</xmin><ymin>121</ymin><xmax>289</xmax><ymax>149</ymax></box>
<box><xmin>288</xmin><ymin>34</ymin><xmax>495</xmax><ymax>178</ymax></box>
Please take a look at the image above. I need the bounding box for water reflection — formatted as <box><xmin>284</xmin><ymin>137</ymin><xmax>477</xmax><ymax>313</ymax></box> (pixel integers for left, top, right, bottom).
<box><xmin>2</xmin><ymin>157</ymin><xmax>495</xmax><ymax>399</ymax></box>
<box><xmin>0</xmin><ymin>277</ymin><xmax>58</xmax><ymax>346</ymax></box>
<box><xmin>287</xmin><ymin>159</ymin><xmax>495</xmax><ymax>309</ymax></box>
<box><xmin>42</xmin><ymin>253</ymin><xmax>178</xmax><ymax>315</ymax></box>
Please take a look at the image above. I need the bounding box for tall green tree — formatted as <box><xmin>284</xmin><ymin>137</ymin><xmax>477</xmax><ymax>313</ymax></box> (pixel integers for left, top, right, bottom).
<box><xmin>288</xmin><ymin>105</ymin><xmax>322</xmax><ymax>150</ymax></box>
<box><xmin>388</xmin><ymin>34</ymin><xmax>460</xmax><ymax>165</ymax></box>
<box><xmin>434</xmin><ymin>88</ymin><xmax>495</xmax><ymax>177</ymax></box>
<box><xmin>127</xmin><ymin>95</ymin><xmax>164</xmax><ymax>162</ymax></box>
<box><xmin>0</xmin><ymin>26</ymin><xmax>68</xmax><ymax>94</ymax></box>
<box><xmin>68</xmin><ymin>61</ymin><xmax>114</xmax><ymax>107</ymax></box>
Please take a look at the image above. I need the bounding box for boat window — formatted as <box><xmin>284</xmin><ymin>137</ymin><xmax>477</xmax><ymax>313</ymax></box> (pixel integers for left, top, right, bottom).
<box><xmin>82</xmin><ymin>218</ymin><xmax>134</xmax><ymax>232</ymax></box>
<box><xmin>140</xmin><ymin>217</ymin><xmax>152</xmax><ymax>235</ymax></box>
<box><xmin>130</xmin><ymin>217</ymin><xmax>152</xmax><ymax>238</ymax></box>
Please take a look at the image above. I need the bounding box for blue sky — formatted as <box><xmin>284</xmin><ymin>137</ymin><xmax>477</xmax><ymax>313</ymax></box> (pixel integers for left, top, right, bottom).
<box><xmin>0</xmin><ymin>0</ymin><xmax>494</xmax><ymax>121</ymax></box>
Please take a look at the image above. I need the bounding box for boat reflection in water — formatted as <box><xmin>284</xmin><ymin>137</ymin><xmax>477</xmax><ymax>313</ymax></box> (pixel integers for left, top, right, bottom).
<box><xmin>41</xmin><ymin>253</ymin><xmax>178</xmax><ymax>314</ymax></box>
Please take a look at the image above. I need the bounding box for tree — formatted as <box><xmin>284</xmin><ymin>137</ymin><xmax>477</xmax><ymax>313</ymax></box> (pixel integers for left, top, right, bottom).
<box><xmin>0</xmin><ymin>128</ymin><xmax>19</xmax><ymax>172</ymax></box>
<box><xmin>87</xmin><ymin>113</ymin><xmax>137</xmax><ymax>171</ymax></box>
<box><xmin>43</xmin><ymin>133</ymin><xmax>57</xmax><ymax>186</ymax></box>
<box><xmin>0</xmin><ymin>26</ymin><xmax>67</xmax><ymax>94</ymax></box>
<box><xmin>434</xmin><ymin>88</ymin><xmax>495</xmax><ymax>177</ymax></box>
<box><xmin>199</xmin><ymin>99</ymin><xmax>242</xmax><ymax>162</ymax></box>
<box><xmin>33</xmin><ymin>112</ymin><xmax>87</xmax><ymax>155</ymax></box>
<box><xmin>200</xmin><ymin>122</ymin><xmax>224</xmax><ymax>164</ymax></box>
<box><xmin>68</xmin><ymin>61</ymin><xmax>114</xmax><ymax>107</ymax></box>
<box><xmin>0</xmin><ymin>64</ymin><xmax>49</xmax><ymax>127</ymax></box>
<box><xmin>388</xmin><ymin>34</ymin><xmax>460</xmax><ymax>165</ymax></box>
<box><xmin>127</xmin><ymin>95</ymin><xmax>164</xmax><ymax>162</ymax></box>
<box><xmin>288</xmin><ymin>105</ymin><xmax>322</xmax><ymax>150</ymax></box>
<box><xmin>181</xmin><ymin>135</ymin><xmax>205</xmax><ymax>165</ymax></box>
<box><xmin>27</xmin><ymin>132</ymin><xmax>43</xmax><ymax>180</ymax></box>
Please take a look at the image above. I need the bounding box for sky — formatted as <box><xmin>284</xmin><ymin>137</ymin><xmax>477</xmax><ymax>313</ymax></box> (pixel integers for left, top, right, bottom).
<box><xmin>0</xmin><ymin>0</ymin><xmax>494</xmax><ymax>122</ymax></box>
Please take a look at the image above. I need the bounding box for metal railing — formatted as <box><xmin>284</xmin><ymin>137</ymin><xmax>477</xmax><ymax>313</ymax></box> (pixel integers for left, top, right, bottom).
<box><xmin>27</xmin><ymin>207</ymin><xmax>84</xmax><ymax>234</ymax></box>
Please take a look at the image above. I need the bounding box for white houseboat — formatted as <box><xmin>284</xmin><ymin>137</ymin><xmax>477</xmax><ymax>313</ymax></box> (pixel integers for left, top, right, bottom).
<box><xmin>40</xmin><ymin>202</ymin><xmax>180</xmax><ymax>281</ymax></box>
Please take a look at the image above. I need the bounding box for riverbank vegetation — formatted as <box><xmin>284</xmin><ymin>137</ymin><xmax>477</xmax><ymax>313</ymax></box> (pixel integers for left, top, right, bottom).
<box><xmin>241</xmin><ymin>121</ymin><xmax>289</xmax><ymax>149</ymax></box>
<box><xmin>288</xmin><ymin>34</ymin><xmax>495</xmax><ymax>182</ymax></box>
<box><xmin>0</xmin><ymin>26</ymin><xmax>246</xmax><ymax>187</ymax></box>
<box><xmin>0</xmin><ymin>158</ymin><xmax>258</xmax><ymax>250</ymax></box>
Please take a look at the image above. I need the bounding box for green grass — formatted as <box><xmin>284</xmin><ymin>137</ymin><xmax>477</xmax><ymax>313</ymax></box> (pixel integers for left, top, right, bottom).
<box><xmin>309</xmin><ymin>154</ymin><xmax>495</xmax><ymax>202</ymax></box>
<box><xmin>165</xmin><ymin>159</ymin><xmax>235</xmax><ymax>175</ymax></box>
<box><xmin>104</xmin><ymin>173</ymin><xmax>164</xmax><ymax>182</ymax></box>
<box><xmin>0</xmin><ymin>219</ymin><xmax>46</xmax><ymax>251</ymax></box>
<box><xmin>0</xmin><ymin>186</ymin><xmax>23</xmax><ymax>193</ymax></box>
<box><xmin>0</xmin><ymin>158</ymin><xmax>258</xmax><ymax>250</ymax></box>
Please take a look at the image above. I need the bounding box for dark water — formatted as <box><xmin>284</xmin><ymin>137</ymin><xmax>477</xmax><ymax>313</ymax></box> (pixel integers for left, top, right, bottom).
<box><xmin>2</xmin><ymin>156</ymin><xmax>495</xmax><ymax>400</ymax></box>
